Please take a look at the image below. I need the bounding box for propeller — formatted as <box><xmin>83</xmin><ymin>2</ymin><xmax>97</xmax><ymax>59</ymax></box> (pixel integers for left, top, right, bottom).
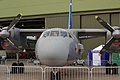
<box><xmin>95</xmin><ymin>16</ymin><xmax>120</xmax><ymax>54</ymax></box>
<box><xmin>7</xmin><ymin>14</ymin><xmax>22</xmax><ymax>31</ymax></box>
<box><xmin>0</xmin><ymin>14</ymin><xmax>22</xmax><ymax>38</ymax></box>
<box><xmin>95</xmin><ymin>16</ymin><xmax>115</xmax><ymax>33</ymax></box>
<box><xmin>99</xmin><ymin>37</ymin><xmax>115</xmax><ymax>54</ymax></box>
<box><xmin>0</xmin><ymin>14</ymin><xmax>26</xmax><ymax>52</ymax></box>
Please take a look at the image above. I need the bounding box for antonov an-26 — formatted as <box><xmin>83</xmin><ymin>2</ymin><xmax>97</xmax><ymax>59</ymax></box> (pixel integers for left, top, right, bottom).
<box><xmin>0</xmin><ymin>0</ymin><xmax>120</xmax><ymax>78</ymax></box>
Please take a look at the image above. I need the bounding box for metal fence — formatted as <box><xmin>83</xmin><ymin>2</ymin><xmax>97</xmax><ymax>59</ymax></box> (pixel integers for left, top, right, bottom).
<box><xmin>0</xmin><ymin>66</ymin><xmax>8</xmax><ymax>80</ymax></box>
<box><xmin>0</xmin><ymin>65</ymin><xmax>43</xmax><ymax>80</ymax></box>
<box><xmin>91</xmin><ymin>67</ymin><xmax>120</xmax><ymax>80</ymax></box>
<box><xmin>8</xmin><ymin>66</ymin><xmax>43</xmax><ymax>80</ymax></box>
<box><xmin>44</xmin><ymin>67</ymin><xmax>89</xmax><ymax>80</ymax></box>
<box><xmin>0</xmin><ymin>65</ymin><xmax>120</xmax><ymax>80</ymax></box>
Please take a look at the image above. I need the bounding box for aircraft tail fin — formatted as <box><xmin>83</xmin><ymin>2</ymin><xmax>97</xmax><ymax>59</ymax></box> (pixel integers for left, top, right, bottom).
<box><xmin>68</xmin><ymin>0</ymin><xmax>72</xmax><ymax>29</ymax></box>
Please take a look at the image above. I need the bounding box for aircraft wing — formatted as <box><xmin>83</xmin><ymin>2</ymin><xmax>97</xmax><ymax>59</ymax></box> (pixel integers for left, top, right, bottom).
<box><xmin>67</xmin><ymin>29</ymin><xmax>107</xmax><ymax>40</ymax></box>
<box><xmin>20</xmin><ymin>28</ymin><xmax>107</xmax><ymax>41</ymax></box>
<box><xmin>19</xmin><ymin>29</ymin><xmax>46</xmax><ymax>50</ymax></box>
<box><xmin>20</xmin><ymin>28</ymin><xmax>107</xmax><ymax>38</ymax></box>
<box><xmin>19</xmin><ymin>28</ymin><xmax>107</xmax><ymax>50</ymax></box>
<box><xmin>20</xmin><ymin>29</ymin><xmax>46</xmax><ymax>37</ymax></box>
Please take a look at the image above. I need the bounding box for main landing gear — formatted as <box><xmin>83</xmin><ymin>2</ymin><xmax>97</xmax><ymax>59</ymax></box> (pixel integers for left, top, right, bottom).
<box><xmin>11</xmin><ymin>62</ymin><xmax>24</xmax><ymax>74</ymax></box>
<box><xmin>11</xmin><ymin>52</ymin><xmax>24</xmax><ymax>74</ymax></box>
<box><xmin>50</xmin><ymin>68</ymin><xmax>61</xmax><ymax>80</ymax></box>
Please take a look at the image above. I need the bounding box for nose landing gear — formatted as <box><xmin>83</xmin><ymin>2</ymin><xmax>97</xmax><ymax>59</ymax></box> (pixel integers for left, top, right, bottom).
<box><xmin>50</xmin><ymin>68</ymin><xmax>61</xmax><ymax>80</ymax></box>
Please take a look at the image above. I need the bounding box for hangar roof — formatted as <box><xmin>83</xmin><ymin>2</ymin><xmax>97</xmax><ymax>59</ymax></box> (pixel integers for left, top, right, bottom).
<box><xmin>0</xmin><ymin>0</ymin><xmax>120</xmax><ymax>18</ymax></box>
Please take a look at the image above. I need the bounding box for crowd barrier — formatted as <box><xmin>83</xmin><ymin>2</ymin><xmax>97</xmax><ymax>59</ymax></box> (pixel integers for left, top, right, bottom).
<box><xmin>0</xmin><ymin>65</ymin><xmax>120</xmax><ymax>80</ymax></box>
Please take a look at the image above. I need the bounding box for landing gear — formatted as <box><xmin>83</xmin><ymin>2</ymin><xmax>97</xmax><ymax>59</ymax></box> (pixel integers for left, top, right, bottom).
<box><xmin>112</xmin><ymin>63</ymin><xmax>118</xmax><ymax>75</ymax></box>
<box><xmin>11</xmin><ymin>62</ymin><xmax>24</xmax><ymax>74</ymax></box>
<box><xmin>50</xmin><ymin>71</ymin><xmax>55</xmax><ymax>80</ymax></box>
<box><xmin>105</xmin><ymin>63</ymin><xmax>111</xmax><ymax>74</ymax></box>
<box><xmin>56</xmin><ymin>71</ymin><xmax>61</xmax><ymax>80</ymax></box>
<box><xmin>18</xmin><ymin>62</ymin><xmax>24</xmax><ymax>74</ymax></box>
<box><xmin>11</xmin><ymin>62</ymin><xmax>17</xmax><ymax>74</ymax></box>
<box><xmin>50</xmin><ymin>69</ymin><xmax>61</xmax><ymax>80</ymax></box>
<box><xmin>11</xmin><ymin>52</ymin><xmax>24</xmax><ymax>74</ymax></box>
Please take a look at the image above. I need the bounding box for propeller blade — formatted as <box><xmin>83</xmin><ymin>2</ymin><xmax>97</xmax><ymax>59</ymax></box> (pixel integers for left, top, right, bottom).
<box><xmin>95</xmin><ymin>16</ymin><xmax>114</xmax><ymax>33</ymax></box>
<box><xmin>7</xmin><ymin>37</ymin><xmax>23</xmax><ymax>51</ymax></box>
<box><xmin>7</xmin><ymin>14</ymin><xmax>22</xmax><ymax>32</ymax></box>
<box><xmin>100</xmin><ymin>37</ymin><xmax>115</xmax><ymax>54</ymax></box>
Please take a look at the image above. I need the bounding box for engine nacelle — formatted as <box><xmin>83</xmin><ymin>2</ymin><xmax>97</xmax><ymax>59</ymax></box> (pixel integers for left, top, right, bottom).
<box><xmin>0</xmin><ymin>28</ymin><xmax>21</xmax><ymax>53</ymax></box>
<box><xmin>1</xmin><ymin>40</ymin><xmax>10</xmax><ymax>49</ymax></box>
<box><xmin>1</xmin><ymin>40</ymin><xmax>18</xmax><ymax>53</ymax></box>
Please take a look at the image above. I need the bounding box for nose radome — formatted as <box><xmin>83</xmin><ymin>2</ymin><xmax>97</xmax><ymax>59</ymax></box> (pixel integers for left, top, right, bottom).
<box><xmin>38</xmin><ymin>39</ymin><xmax>69</xmax><ymax>66</ymax></box>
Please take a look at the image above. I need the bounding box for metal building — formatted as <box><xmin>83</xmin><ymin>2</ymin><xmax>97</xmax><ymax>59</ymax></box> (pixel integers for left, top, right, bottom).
<box><xmin>0</xmin><ymin>0</ymin><xmax>120</xmax><ymax>58</ymax></box>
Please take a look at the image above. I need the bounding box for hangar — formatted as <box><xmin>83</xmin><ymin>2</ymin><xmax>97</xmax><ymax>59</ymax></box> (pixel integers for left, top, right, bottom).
<box><xmin>0</xmin><ymin>0</ymin><xmax>120</xmax><ymax>58</ymax></box>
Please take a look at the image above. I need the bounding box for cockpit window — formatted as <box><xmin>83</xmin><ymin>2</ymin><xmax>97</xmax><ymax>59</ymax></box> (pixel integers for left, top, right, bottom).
<box><xmin>43</xmin><ymin>31</ymin><xmax>50</xmax><ymax>37</ymax></box>
<box><xmin>61</xmin><ymin>31</ymin><xmax>67</xmax><ymax>37</ymax></box>
<box><xmin>50</xmin><ymin>31</ymin><xmax>59</xmax><ymax>36</ymax></box>
<box><xmin>42</xmin><ymin>30</ymin><xmax>68</xmax><ymax>37</ymax></box>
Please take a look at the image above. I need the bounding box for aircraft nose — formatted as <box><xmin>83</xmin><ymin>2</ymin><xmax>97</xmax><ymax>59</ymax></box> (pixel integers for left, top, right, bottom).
<box><xmin>38</xmin><ymin>39</ymin><xmax>68</xmax><ymax>66</ymax></box>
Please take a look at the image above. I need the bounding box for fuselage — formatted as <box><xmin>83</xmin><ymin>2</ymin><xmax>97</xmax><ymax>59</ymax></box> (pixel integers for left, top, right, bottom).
<box><xmin>35</xmin><ymin>28</ymin><xmax>83</xmax><ymax>66</ymax></box>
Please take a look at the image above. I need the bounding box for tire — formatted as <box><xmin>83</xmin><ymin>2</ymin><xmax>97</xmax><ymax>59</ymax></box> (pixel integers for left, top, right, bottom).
<box><xmin>112</xmin><ymin>63</ymin><xmax>118</xmax><ymax>75</ymax></box>
<box><xmin>11</xmin><ymin>62</ymin><xmax>17</xmax><ymax>74</ymax></box>
<box><xmin>56</xmin><ymin>71</ymin><xmax>61</xmax><ymax>80</ymax></box>
<box><xmin>50</xmin><ymin>71</ymin><xmax>55</xmax><ymax>80</ymax></box>
<box><xmin>105</xmin><ymin>63</ymin><xmax>111</xmax><ymax>74</ymax></box>
<box><xmin>18</xmin><ymin>63</ymin><xmax>24</xmax><ymax>74</ymax></box>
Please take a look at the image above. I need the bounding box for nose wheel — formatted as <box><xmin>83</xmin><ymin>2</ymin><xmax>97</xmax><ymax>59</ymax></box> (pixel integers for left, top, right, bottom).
<box><xmin>50</xmin><ymin>69</ymin><xmax>61</xmax><ymax>80</ymax></box>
